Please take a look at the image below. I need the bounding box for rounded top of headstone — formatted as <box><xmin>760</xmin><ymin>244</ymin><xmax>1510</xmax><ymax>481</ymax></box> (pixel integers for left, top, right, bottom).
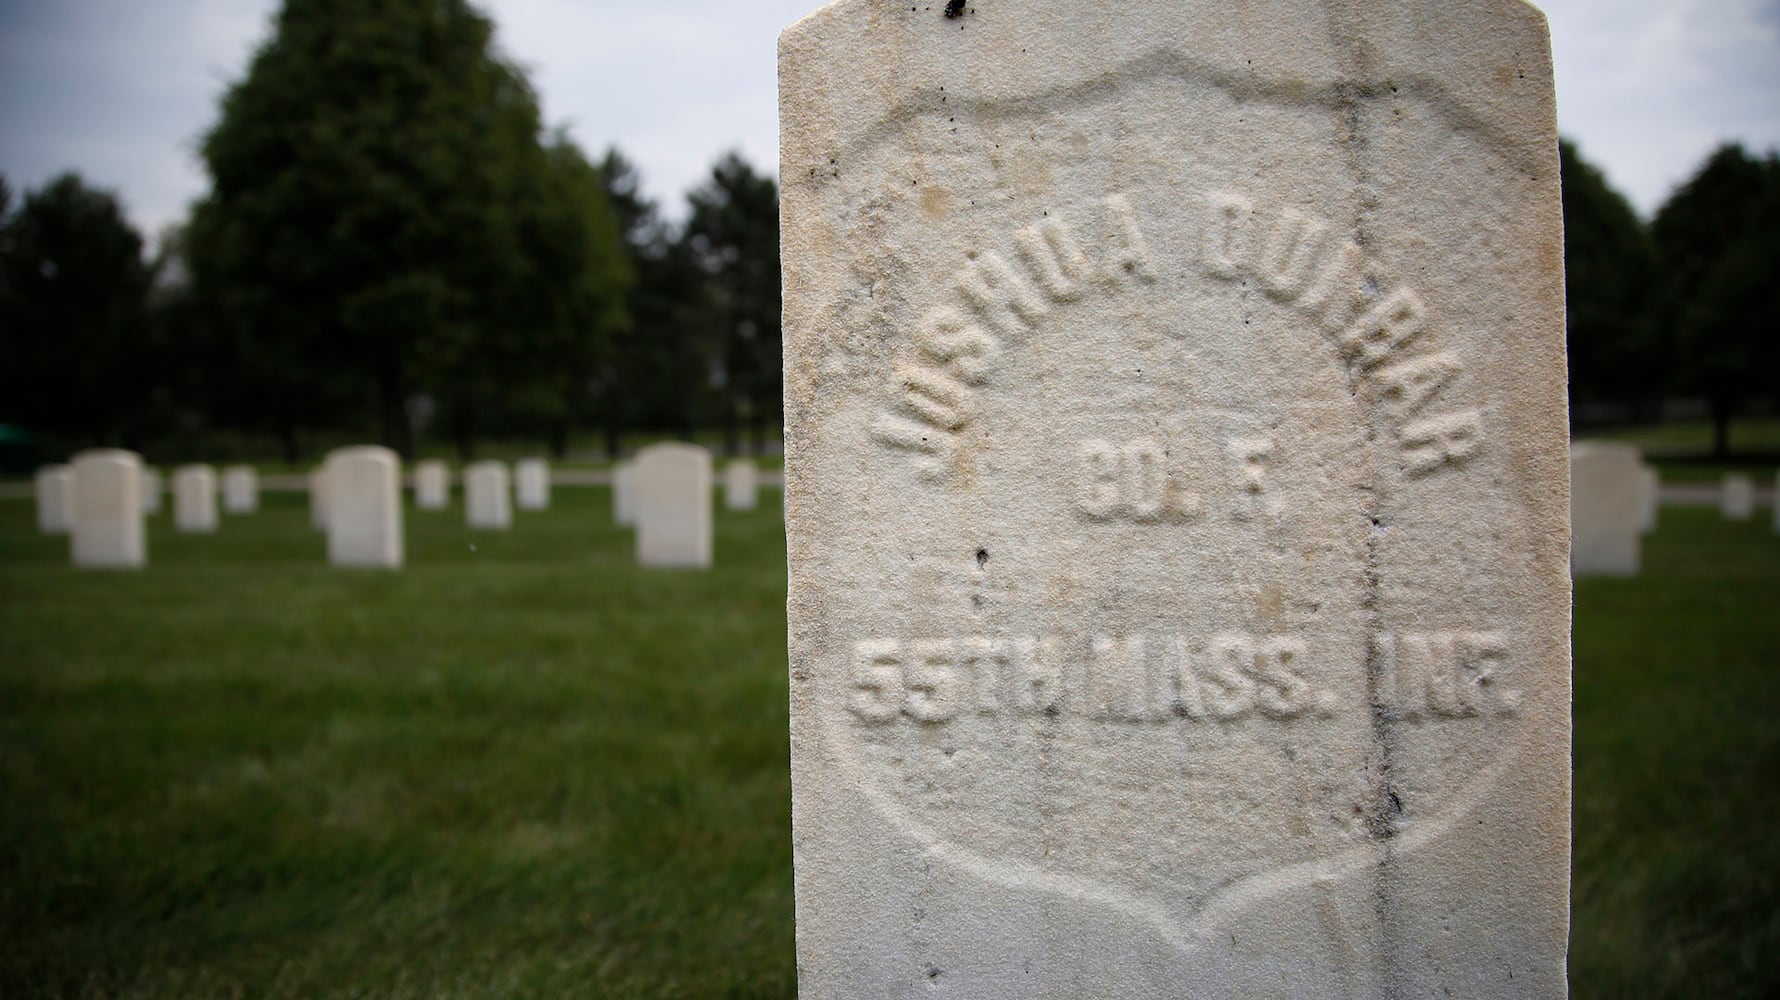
<box><xmin>465</xmin><ymin>458</ymin><xmax>507</xmax><ymax>473</ymax></box>
<box><xmin>328</xmin><ymin>445</ymin><xmax>399</xmax><ymax>465</ymax></box>
<box><xmin>637</xmin><ymin>442</ymin><xmax>711</xmax><ymax>460</ymax></box>
<box><xmin>175</xmin><ymin>463</ymin><xmax>216</xmax><ymax>475</ymax></box>
<box><xmin>71</xmin><ymin>448</ymin><xmax>142</xmax><ymax>466</ymax></box>
<box><xmin>781</xmin><ymin>0</ymin><xmax>1555</xmax><ymax>178</ymax></box>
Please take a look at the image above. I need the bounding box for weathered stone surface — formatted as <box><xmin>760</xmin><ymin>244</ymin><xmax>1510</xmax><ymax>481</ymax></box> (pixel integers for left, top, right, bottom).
<box><xmin>635</xmin><ymin>443</ymin><xmax>711</xmax><ymax>568</ymax></box>
<box><xmin>142</xmin><ymin>468</ymin><xmax>163</xmax><ymax>516</ymax></box>
<box><xmin>414</xmin><ymin>459</ymin><xmax>450</xmax><ymax>510</ymax></box>
<box><xmin>516</xmin><ymin>457</ymin><xmax>550</xmax><ymax>511</ymax></box>
<box><xmin>465</xmin><ymin>460</ymin><xmax>512</xmax><ymax>530</ymax></box>
<box><xmin>1723</xmin><ymin>473</ymin><xmax>1754</xmax><ymax>520</ymax></box>
<box><xmin>613</xmin><ymin>461</ymin><xmax>638</xmax><ymax>526</ymax></box>
<box><xmin>1571</xmin><ymin>443</ymin><xmax>1642</xmax><ymax>576</ymax></box>
<box><xmin>35</xmin><ymin>464</ymin><xmax>74</xmax><ymax>534</ymax></box>
<box><xmin>309</xmin><ymin>465</ymin><xmax>331</xmax><ymax>530</ymax></box>
<box><xmin>1638</xmin><ymin>463</ymin><xmax>1659</xmax><ymax>535</ymax></box>
<box><xmin>70</xmin><ymin>450</ymin><xmax>145</xmax><ymax>568</ymax></box>
<box><xmin>325</xmin><ymin>446</ymin><xmax>403</xmax><ymax>568</ymax></box>
<box><xmin>173</xmin><ymin>464</ymin><xmax>218</xmax><ymax>533</ymax></box>
<box><xmin>780</xmin><ymin>2</ymin><xmax>1569</xmax><ymax>995</ymax></box>
<box><xmin>221</xmin><ymin>464</ymin><xmax>259</xmax><ymax>514</ymax></box>
<box><xmin>724</xmin><ymin>459</ymin><xmax>759</xmax><ymax>511</ymax></box>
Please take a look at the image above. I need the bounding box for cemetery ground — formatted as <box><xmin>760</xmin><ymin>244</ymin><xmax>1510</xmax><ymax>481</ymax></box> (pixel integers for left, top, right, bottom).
<box><xmin>0</xmin><ymin>487</ymin><xmax>794</xmax><ymax>997</ymax></box>
<box><xmin>0</xmin><ymin>489</ymin><xmax>1775</xmax><ymax>997</ymax></box>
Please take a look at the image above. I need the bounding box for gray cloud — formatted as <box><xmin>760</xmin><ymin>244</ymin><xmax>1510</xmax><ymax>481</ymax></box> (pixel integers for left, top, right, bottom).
<box><xmin>0</xmin><ymin>0</ymin><xmax>1775</xmax><ymax>241</ymax></box>
<box><xmin>1546</xmin><ymin>0</ymin><xmax>1780</xmax><ymax>212</ymax></box>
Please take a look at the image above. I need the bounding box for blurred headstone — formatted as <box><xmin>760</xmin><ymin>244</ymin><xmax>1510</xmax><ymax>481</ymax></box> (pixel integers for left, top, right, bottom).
<box><xmin>516</xmin><ymin>457</ymin><xmax>550</xmax><ymax>511</ymax></box>
<box><xmin>34</xmin><ymin>464</ymin><xmax>74</xmax><ymax>534</ymax></box>
<box><xmin>325</xmin><ymin>446</ymin><xmax>403</xmax><ymax>568</ymax></box>
<box><xmin>414</xmin><ymin>459</ymin><xmax>450</xmax><ymax>510</ymax></box>
<box><xmin>780</xmin><ymin>1</ymin><xmax>1569</xmax><ymax>994</ymax></box>
<box><xmin>1638</xmin><ymin>464</ymin><xmax>1658</xmax><ymax>535</ymax></box>
<box><xmin>724</xmin><ymin>459</ymin><xmax>759</xmax><ymax>511</ymax></box>
<box><xmin>70</xmin><ymin>449</ymin><xmax>145</xmax><ymax>568</ymax></box>
<box><xmin>1571</xmin><ymin>443</ymin><xmax>1642</xmax><ymax>576</ymax></box>
<box><xmin>173</xmin><ymin>464</ymin><xmax>218</xmax><ymax>533</ymax></box>
<box><xmin>142</xmin><ymin>467</ymin><xmax>163</xmax><ymax>516</ymax></box>
<box><xmin>613</xmin><ymin>461</ymin><xmax>638</xmax><ymax>526</ymax></box>
<box><xmin>635</xmin><ymin>443</ymin><xmax>711</xmax><ymax>568</ymax></box>
<box><xmin>465</xmin><ymin>460</ymin><xmax>512</xmax><ymax>530</ymax></box>
<box><xmin>221</xmin><ymin>464</ymin><xmax>259</xmax><ymax>514</ymax></box>
<box><xmin>1723</xmin><ymin>473</ymin><xmax>1754</xmax><ymax>520</ymax></box>
<box><xmin>308</xmin><ymin>465</ymin><xmax>331</xmax><ymax>531</ymax></box>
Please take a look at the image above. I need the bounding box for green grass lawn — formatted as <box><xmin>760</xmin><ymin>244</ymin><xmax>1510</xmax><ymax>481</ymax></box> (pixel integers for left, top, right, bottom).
<box><xmin>0</xmin><ymin>488</ymin><xmax>793</xmax><ymax>998</ymax></box>
<box><xmin>2</xmin><ymin>492</ymin><xmax>1777</xmax><ymax>996</ymax></box>
<box><xmin>1570</xmin><ymin>505</ymin><xmax>1780</xmax><ymax>999</ymax></box>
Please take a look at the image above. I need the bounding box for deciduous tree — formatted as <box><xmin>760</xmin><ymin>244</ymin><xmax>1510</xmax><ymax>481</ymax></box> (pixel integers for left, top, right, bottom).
<box><xmin>0</xmin><ymin>173</ymin><xmax>153</xmax><ymax>450</ymax></box>
<box><xmin>1652</xmin><ymin>144</ymin><xmax>1780</xmax><ymax>457</ymax></box>
<box><xmin>685</xmin><ymin>153</ymin><xmax>781</xmax><ymax>454</ymax></box>
<box><xmin>188</xmin><ymin>0</ymin><xmax>614</xmax><ymax>457</ymax></box>
<box><xmin>1560</xmin><ymin>139</ymin><xmax>1662</xmax><ymax>421</ymax></box>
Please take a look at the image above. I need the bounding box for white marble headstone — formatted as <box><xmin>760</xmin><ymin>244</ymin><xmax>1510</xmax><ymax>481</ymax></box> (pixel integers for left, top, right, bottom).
<box><xmin>70</xmin><ymin>449</ymin><xmax>145</xmax><ymax>568</ymax></box>
<box><xmin>414</xmin><ymin>459</ymin><xmax>450</xmax><ymax>510</ymax></box>
<box><xmin>141</xmin><ymin>467</ymin><xmax>163</xmax><ymax>516</ymax></box>
<box><xmin>1723</xmin><ymin>473</ymin><xmax>1754</xmax><ymax>520</ymax></box>
<box><xmin>1571</xmin><ymin>443</ymin><xmax>1643</xmax><ymax>576</ymax></box>
<box><xmin>1638</xmin><ymin>463</ymin><xmax>1659</xmax><ymax>535</ymax></box>
<box><xmin>324</xmin><ymin>446</ymin><xmax>403</xmax><ymax>568</ymax></box>
<box><xmin>515</xmin><ymin>457</ymin><xmax>550</xmax><ymax>511</ymax></box>
<box><xmin>465</xmin><ymin>460</ymin><xmax>512</xmax><ymax>530</ymax></box>
<box><xmin>173</xmin><ymin>464</ymin><xmax>218</xmax><ymax>533</ymax></box>
<box><xmin>613</xmin><ymin>461</ymin><xmax>638</xmax><ymax>526</ymax></box>
<box><xmin>308</xmin><ymin>465</ymin><xmax>331</xmax><ymax>530</ymax></box>
<box><xmin>34</xmin><ymin>464</ymin><xmax>74</xmax><ymax>534</ymax></box>
<box><xmin>724</xmin><ymin>459</ymin><xmax>759</xmax><ymax>511</ymax></box>
<box><xmin>635</xmin><ymin>443</ymin><xmax>711</xmax><ymax>568</ymax></box>
<box><xmin>780</xmin><ymin>2</ymin><xmax>1570</xmax><ymax>994</ymax></box>
<box><xmin>221</xmin><ymin>464</ymin><xmax>259</xmax><ymax>514</ymax></box>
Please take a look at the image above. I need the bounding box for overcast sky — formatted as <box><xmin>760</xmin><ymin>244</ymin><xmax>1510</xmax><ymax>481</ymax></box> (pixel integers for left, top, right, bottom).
<box><xmin>1</xmin><ymin>0</ymin><xmax>1776</xmax><ymax>241</ymax></box>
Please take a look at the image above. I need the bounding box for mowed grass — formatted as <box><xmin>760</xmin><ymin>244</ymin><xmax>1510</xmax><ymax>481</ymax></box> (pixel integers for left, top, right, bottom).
<box><xmin>0</xmin><ymin>487</ymin><xmax>793</xmax><ymax>998</ymax></box>
<box><xmin>1571</xmin><ymin>505</ymin><xmax>1780</xmax><ymax>998</ymax></box>
<box><xmin>2</xmin><ymin>490</ymin><xmax>1778</xmax><ymax>997</ymax></box>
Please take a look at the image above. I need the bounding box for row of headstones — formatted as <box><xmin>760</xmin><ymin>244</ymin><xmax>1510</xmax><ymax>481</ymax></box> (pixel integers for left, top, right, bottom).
<box><xmin>29</xmin><ymin>447</ymin><xmax>405</xmax><ymax>568</ymax></box>
<box><xmin>37</xmin><ymin>461</ymin><xmax>264</xmax><ymax>532</ymax></box>
<box><xmin>1571</xmin><ymin>442</ymin><xmax>1779</xmax><ymax>576</ymax></box>
<box><xmin>312</xmin><ymin>457</ymin><xmax>554</xmax><ymax>531</ymax></box>
<box><xmin>332</xmin><ymin>447</ymin><xmax>760</xmax><ymax>569</ymax></box>
<box><xmin>35</xmin><ymin>457</ymin><xmax>555</xmax><ymax>537</ymax></box>
<box><xmin>613</xmin><ymin>446</ymin><xmax>766</xmax><ymax>569</ymax></box>
<box><xmin>34</xmin><ymin>444</ymin><xmax>762</xmax><ymax>570</ymax></box>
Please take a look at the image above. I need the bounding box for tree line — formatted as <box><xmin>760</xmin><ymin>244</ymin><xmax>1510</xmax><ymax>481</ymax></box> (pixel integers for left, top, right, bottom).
<box><xmin>0</xmin><ymin>0</ymin><xmax>1773</xmax><ymax>465</ymax></box>
<box><xmin>1562</xmin><ymin>140</ymin><xmax>1779</xmax><ymax>457</ymax></box>
<box><xmin>0</xmin><ymin>0</ymin><xmax>778</xmax><ymax>466</ymax></box>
